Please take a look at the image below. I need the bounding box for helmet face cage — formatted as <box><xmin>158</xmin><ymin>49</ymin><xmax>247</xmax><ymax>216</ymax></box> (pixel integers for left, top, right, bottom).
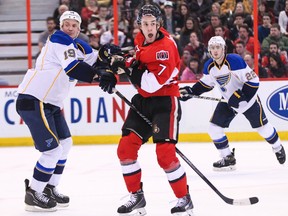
<box><xmin>60</xmin><ymin>11</ymin><xmax>82</xmax><ymax>29</ymax></box>
<box><xmin>137</xmin><ymin>4</ymin><xmax>162</xmax><ymax>25</ymax></box>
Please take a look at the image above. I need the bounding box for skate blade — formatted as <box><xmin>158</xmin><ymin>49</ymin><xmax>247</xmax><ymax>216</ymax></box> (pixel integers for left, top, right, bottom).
<box><xmin>213</xmin><ymin>165</ymin><xmax>236</xmax><ymax>172</ymax></box>
<box><xmin>119</xmin><ymin>207</ymin><xmax>147</xmax><ymax>216</ymax></box>
<box><xmin>57</xmin><ymin>202</ymin><xmax>69</xmax><ymax>208</ymax></box>
<box><xmin>172</xmin><ymin>209</ymin><xmax>194</xmax><ymax>216</ymax></box>
<box><xmin>25</xmin><ymin>204</ymin><xmax>57</xmax><ymax>212</ymax></box>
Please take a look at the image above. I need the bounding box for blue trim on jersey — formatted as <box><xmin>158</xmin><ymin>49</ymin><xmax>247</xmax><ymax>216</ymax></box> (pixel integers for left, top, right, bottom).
<box><xmin>203</xmin><ymin>58</ymin><xmax>214</xmax><ymax>75</ymax></box>
<box><xmin>74</xmin><ymin>38</ymin><xmax>93</xmax><ymax>54</ymax></box>
<box><xmin>36</xmin><ymin>161</ymin><xmax>55</xmax><ymax>173</ymax></box>
<box><xmin>65</xmin><ymin>59</ymin><xmax>79</xmax><ymax>73</ymax></box>
<box><xmin>225</xmin><ymin>54</ymin><xmax>247</xmax><ymax>70</ymax></box>
<box><xmin>50</xmin><ymin>30</ymin><xmax>77</xmax><ymax>48</ymax></box>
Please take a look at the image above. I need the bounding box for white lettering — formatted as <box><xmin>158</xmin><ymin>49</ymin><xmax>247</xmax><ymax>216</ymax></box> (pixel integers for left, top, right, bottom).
<box><xmin>279</xmin><ymin>92</ymin><xmax>288</xmax><ymax>110</ymax></box>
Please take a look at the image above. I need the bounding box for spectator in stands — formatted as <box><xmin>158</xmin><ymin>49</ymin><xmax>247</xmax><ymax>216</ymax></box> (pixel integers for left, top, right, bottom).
<box><xmin>177</xmin><ymin>3</ymin><xmax>191</xmax><ymax>30</ymax></box>
<box><xmin>261</xmin><ymin>23</ymin><xmax>288</xmax><ymax>55</ymax></box>
<box><xmin>234</xmin><ymin>24</ymin><xmax>260</xmax><ymax>55</ymax></box>
<box><xmin>203</xmin><ymin>14</ymin><xmax>230</xmax><ymax>46</ymax></box>
<box><xmin>261</xmin><ymin>42</ymin><xmax>287</xmax><ymax>69</ymax></box>
<box><xmin>97</xmin><ymin>5</ymin><xmax>110</xmax><ymax>31</ymax></box>
<box><xmin>100</xmin><ymin>18</ymin><xmax>126</xmax><ymax>47</ymax></box>
<box><xmin>179</xmin><ymin>17</ymin><xmax>202</xmax><ymax>55</ymax></box>
<box><xmin>188</xmin><ymin>0</ymin><xmax>212</xmax><ymax>27</ymax></box>
<box><xmin>179</xmin><ymin>48</ymin><xmax>192</xmax><ymax>78</ymax></box>
<box><xmin>258</xmin><ymin>13</ymin><xmax>272</xmax><ymax>44</ymax></box>
<box><xmin>54</xmin><ymin>4</ymin><xmax>69</xmax><ymax>29</ymax></box>
<box><xmin>232</xmin><ymin>2</ymin><xmax>252</xmax><ymax>28</ymax></box>
<box><xmin>244</xmin><ymin>53</ymin><xmax>268</xmax><ymax>78</ymax></box>
<box><xmin>53</xmin><ymin>0</ymin><xmax>73</xmax><ymax>20</ymax></box>
<box><xmin>274</xmin><ymin>0</ymin><xmax>286</xmax><ymax>17</ymax></box>
<box><xmin>258</xmin><ymin>2</ymin><xmax>275</xmax><ymax>25</ymax></box>
<box><xmin>87</xmin><ymin>14</ymin><xmax>104</xmax><ymax>36</ymax></box>
<box><xmin>235</xmin><ymin>40</ymin><xmax>248</xmax><ymax>58</ymax></box>
<box><xmin>267</xmin><ymin>53</ymin><xmax>288</xmax><ymax>78</ymax></box>
<box><xmin>88</xmin><ymin>31</ymin><xmax>101</xmax><ymax>50</ymax></box>
<box><xmin>206</xmin><ymin>2</ymin><xmax>227</xmax><ymax>27</ymax></box>
<box><xmin>214</xmin><ymin>25</ymin><xmax>234</xmax><ymax>53</ymax></box>
<box><xmin>229</xmin><ymin>13</ymin><xmax>245</xmax><ymax>41</ymax></box>
<box><xmin>221</xmin><ymin>0</ymin><xmax>251</xmax><ymax>15</ymax></box>
<box><xmin>180</xmin><ymin>57</ymin><xmax>203</xmax><ymax>81</ymax></box>
<box><xmin>278</xmin><ymin>0</ymin><xmax>288</xmax><ymax>36</ymax></box>
<box><xmin>38</xmin><ymin>17</ymin><xmax>57</xmax><ymax>51</ymax></box>
<box><xmin>81</xmin><ymin>0</ymin><xmax>99</xmax><ymax>32</ymax></box>
<box><xmin>183</xmin><ymin>31</ymin><xmax>207</xmax><ymax>62</ymax></box>
<box><xmin>162</xmin><ymin>1</ymin><xmax>180</xmax><ymax>36</ymax></box>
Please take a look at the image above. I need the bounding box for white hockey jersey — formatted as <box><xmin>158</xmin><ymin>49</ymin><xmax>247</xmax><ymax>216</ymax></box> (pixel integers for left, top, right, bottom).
<box><xmin>201</xmin><ymin>54</ymin><xmax>259</xmax><ymax>113</ymax></box>
<box><xmin>17</xmin><ymin>30</ymin><xmax>97</xmax><ymax>108</ymax></box>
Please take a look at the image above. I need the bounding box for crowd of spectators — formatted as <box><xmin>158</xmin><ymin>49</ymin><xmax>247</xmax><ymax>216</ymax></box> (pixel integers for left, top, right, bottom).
<box><xmin>39</xmin><ymin>0</ymin><xmax>288</xmax><ymax>81</ymax></box>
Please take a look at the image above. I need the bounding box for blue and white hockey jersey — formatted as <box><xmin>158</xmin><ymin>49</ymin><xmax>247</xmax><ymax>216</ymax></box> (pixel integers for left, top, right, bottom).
<box><xmin>200</xmin><ymin>54</ymin><xmax>259</xmax><ymax>113</ymax></box>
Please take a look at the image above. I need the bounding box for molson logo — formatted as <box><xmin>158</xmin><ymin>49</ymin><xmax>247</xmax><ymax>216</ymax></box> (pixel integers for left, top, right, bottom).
<box><xmin>267</xmin><ymin>85</ymin><xmax>288</xmax><ymax>121</ymax></box>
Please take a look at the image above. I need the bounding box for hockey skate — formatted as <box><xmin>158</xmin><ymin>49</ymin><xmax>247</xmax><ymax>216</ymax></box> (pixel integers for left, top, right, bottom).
<box><xmin>24</xmin><ymin>179</ymin><xmax>57</xmax><ymax>212</ymax></box>
<box><xmin>213</xmin><ymin>148</ymin><xmax>236</xmax><ymax>171</ymax></box>
<box><xmin>117</xmin><ymin>183</ymin><xmax>146</xmax><ymax>215</ymax></box>
<box><xmin>44</xmin><ymin>184</ymin><xmax>70</xmax><ymax>207</ymax></box>
<box><xmin>274</xmin><ymin>145</ymin><xmax>286</xmax><ymax>164</ymax></box>
<box><xmin>171</xmin><ymin>187</ymin><xmax>194</xmax><ymax>216</ymax></box>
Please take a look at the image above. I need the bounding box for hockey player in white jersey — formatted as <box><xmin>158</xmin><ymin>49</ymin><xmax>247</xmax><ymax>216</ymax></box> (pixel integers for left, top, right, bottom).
<box><xmin>16</xmin><ymin>11</ymin><xmax>119</xmax><ymax>212</ymax></box>
<box><xmin>180</xmin><ymin>36</ymin><xmax>286</xmax><ymax>171</ymax></box>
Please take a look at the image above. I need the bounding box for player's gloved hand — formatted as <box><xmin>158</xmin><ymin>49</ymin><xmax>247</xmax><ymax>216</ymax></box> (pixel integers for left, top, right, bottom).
<box><xmin>179</xmin><ymin>86</ymin><xmax>194</xmax><ymax>101</ymax></box>
<box><xmin>228</xmin><ymin>89</ymin><xmax>247</xmax><ymax>108</ymax></box>
<box><xmin>97</xmin><ymin>43</ymin><xmax>122</xmax><ymax>66</ymax></box>
<box><xmin>96</xmin><ymin>67</ymin><xmax>117</xmax><ymax>94</ymax></box>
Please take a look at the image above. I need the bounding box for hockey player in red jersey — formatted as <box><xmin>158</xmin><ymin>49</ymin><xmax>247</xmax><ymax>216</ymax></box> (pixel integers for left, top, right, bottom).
<box><xmin>113</xmin><ymin>4</ymin><xmax>193</xmax><ymax>216</ymax></box>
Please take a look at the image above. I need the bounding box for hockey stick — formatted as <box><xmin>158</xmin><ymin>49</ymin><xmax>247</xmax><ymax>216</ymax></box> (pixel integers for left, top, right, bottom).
<box><xmin>181</xmin><ymin>94</ymin><xmax>227</xmax><ymax>103</ymax></box>
<box><xmin>113</xmin><ymin>88</ymin><xmax>259</xmax><ymax>206</ymax></box>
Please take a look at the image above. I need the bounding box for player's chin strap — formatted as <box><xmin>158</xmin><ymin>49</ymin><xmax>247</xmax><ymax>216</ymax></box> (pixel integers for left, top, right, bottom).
<box><xmin>112</xmin><ymin>87</ymin><xmax>259</xmax><ymax>206</ymax></box>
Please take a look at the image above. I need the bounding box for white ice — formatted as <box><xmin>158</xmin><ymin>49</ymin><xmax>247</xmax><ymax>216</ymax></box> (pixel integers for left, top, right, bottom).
<box><xmin>0</xmin><ymin>141</ymin><xmax>287</xmax><ymax>216</ymax></box>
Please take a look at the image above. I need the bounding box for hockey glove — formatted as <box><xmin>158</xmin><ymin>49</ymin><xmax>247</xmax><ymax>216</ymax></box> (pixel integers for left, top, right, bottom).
<box><xmin>228</xmin><ymin>89</ymin><xmax>247</xmax><ymax>108</ymax></box>
<box><xmin>179</xmin><ymin>86</ymin><xmax>194</xmax><ymax>101</ymax></box>
<box><xmin>96</xmin><ymin>43</ymin><xmax>122</xmax><ymax>67</ymax></box>
<box><xmin>96</xmin><ymin>67</ymin><xmax>117</xmax><ymax>94</ymax></box>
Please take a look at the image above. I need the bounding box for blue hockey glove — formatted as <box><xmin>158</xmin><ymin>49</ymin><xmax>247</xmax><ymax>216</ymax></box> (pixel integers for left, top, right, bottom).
<box><xmin>228</xmin><ymin>89</ymin><xmax>247</xmax><ymax>108</ymax></box>
<box><xmin>179</xmin><ymin>86</ymin><xmax>194</xmax><ymax>101</ymax></box>
<box><xmin>96</xmin><ymin>67</ymin><xmax>117</xmax><ymax>94</ymax></box>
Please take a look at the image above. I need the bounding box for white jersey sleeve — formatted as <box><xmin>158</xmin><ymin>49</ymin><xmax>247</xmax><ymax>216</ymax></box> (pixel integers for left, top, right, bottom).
<box><xmin>17</xmin><ymin>30</ymin><xmax>91</xmax><ymax>108</ymax></box>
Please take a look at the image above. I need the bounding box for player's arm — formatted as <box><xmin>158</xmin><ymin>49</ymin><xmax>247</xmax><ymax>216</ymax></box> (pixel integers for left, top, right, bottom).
<box><xmin>179</xmin><ymin>80</ymin><xmax>213</xmax><ymax>101</ymax></box>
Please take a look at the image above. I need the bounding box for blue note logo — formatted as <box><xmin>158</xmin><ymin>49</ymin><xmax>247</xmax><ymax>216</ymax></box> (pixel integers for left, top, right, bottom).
<box><xmin>267</xmin><ymin>85</ymin><xmax>288</xmax><ymax>121</ymax></box>
<box><xmin>45</xmin><ymin>138</ymin><xmax>54</xmax><ymax>148</ymax></box>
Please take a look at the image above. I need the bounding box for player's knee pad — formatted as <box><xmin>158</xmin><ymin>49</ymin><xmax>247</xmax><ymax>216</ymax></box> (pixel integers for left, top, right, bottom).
<box><xmin>208</xmin><ymin>123</ymin><xmax>225</xmax><ymax>140</ymax></box>
<box><xmin>117</xmin><ymin>132</ymin><xmax>142</xmax><ymax>161</ymax></box>
<box><xmin>156</xmin><ymin>143</ymin><xmax>179</xmax><ymax>170</ymax></box>
<box><xmin>59</xmin><ymin>137</ymin><xmax>73</xmax><ymax>159</ymax></box>
<box><xmin>38</xmin><ymin>145</ymin><xmax>63</xmax><ymax>168</ymax></box>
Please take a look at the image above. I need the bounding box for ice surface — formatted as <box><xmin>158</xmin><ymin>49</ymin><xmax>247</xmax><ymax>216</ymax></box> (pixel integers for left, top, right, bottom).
<box><xmin>0</xmin><ymin>141</ymin><xmax>287</xmax><ymax>216</ymax></box>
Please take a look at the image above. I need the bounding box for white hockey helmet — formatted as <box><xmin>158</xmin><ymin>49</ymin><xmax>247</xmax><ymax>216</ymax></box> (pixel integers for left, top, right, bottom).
<box><xmin>59</xmin><ymin>11</ymin><xmax>82</xmax><ymax>28</ymax></box>
<box><xmin>208</xmin><ymin>36</ymin><xmax>226</xmax><ymax>52</ymax></box>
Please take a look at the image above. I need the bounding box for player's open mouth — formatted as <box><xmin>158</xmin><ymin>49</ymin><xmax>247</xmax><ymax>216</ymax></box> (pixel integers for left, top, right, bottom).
<box><xmin>148</xmin><ymin>33</ymin><xmax>153</xmax><ymax>38</ymax></box>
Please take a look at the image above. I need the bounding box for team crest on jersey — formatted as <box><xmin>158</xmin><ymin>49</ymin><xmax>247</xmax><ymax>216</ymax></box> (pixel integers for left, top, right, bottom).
<box><xmin>215</xmin><ymin>73</ymin><xmax>231</xmax><ymax>92</ymax></box>
<box><xmin>156</xmin><ymin>50</ymin><xmax>169</xmax><ymax>60</ymax></box>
